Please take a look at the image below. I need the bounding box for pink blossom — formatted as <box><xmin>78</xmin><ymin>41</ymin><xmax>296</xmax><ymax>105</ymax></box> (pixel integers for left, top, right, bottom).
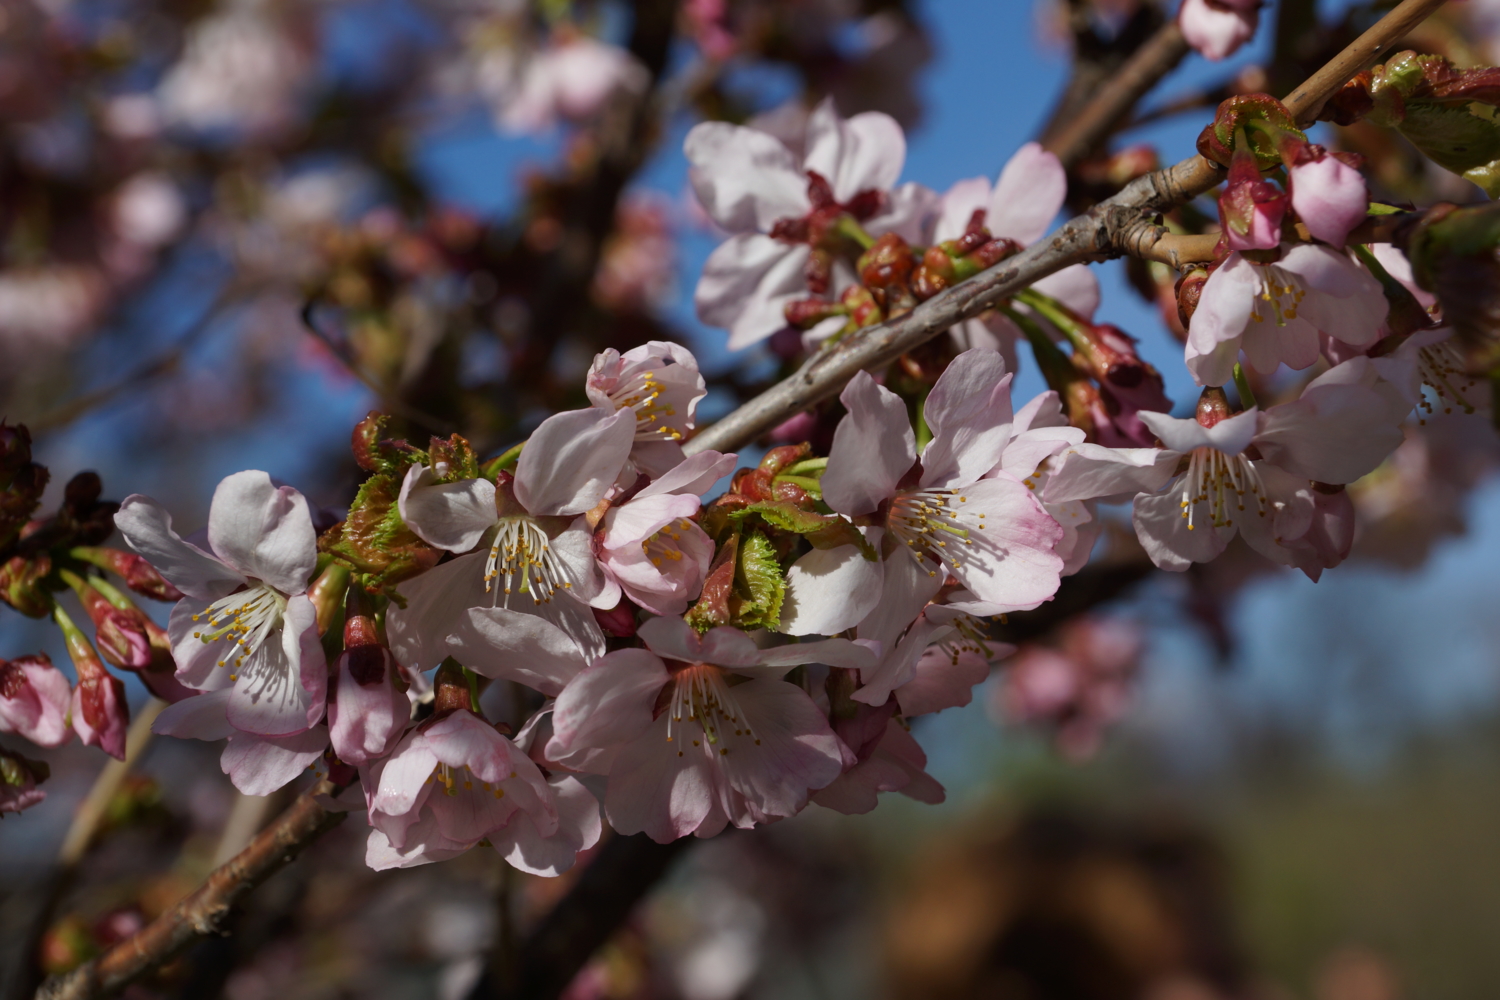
<box><xmin>1044</xmin><ymin>359</ymin><xmax>1408</xmax><ymax>573</ymax></box>
<box><xmin>546</xmin><ymin>617</ymin><xmax>874</xmax><ymax>842</ymax></box>
<box><xmin>812</xmin><ymin>719</ymin><xmax>943</xmax><ymax>814</ymax></box>
<box><xmin>597</xmin><ymin>452</ymin><xmax>736</xmax><ymax>617</ymax></box>
<box><xmin>1287</xmin><ymin>146</ymin><xmax>1368</xmax><ymax>248</ymax></box>
<box><xmin>71</xmin><ymin>662</ymin><xmax>129</xmax><ymax>761</ymax></box>
<box><xmin>1186</xmin><ymin>244</ymin><xmax>1387</xmax><ymax>387</ymax></box>
<box><xmin>486</xmin><ymin>35</ymin><xmax>648</xmax><ymax>135</ymax></box>
<box><xmin>327</xmin><ymin>616</ymin><xmax>410</xmax><ymax>767</ymax></box>
<box><xmin>587</xmin><ymin>341</ymin><xmax>707</xmax><ymax>477</ymax></box>
<box><xmin>996</xmin><ymin>617</ymin><xmax>1142</xmax><ymax>759</ymax></box>
<box><xmin>896</xmin><ymin>610</ymin><xmax>1014</xmax><ymax>717</ymax></box>
<box><xmin>1218</xmin><ymin>143</ymin><xmax>1285</xmax><ymax>252</ymax></box>
<box><xmin>0</xmin><ymin>654</ymin><xmax>73</xmax><ymax>747</ymax></box>
<box><xmin>154</xmin><ymin>689</ymin><xmax>329</xmax><ymax>795</ymax></box>
<box><xmin>114</xmin><ymin>471</ymin><xmax>326</xmax><ymax>738</ymax></box>
<box><xmin>932</xmin><ymin>145</ymin><xmax>1100</xmax><ymax>363</ymax></box>
<box><xmin>364</xmin><ymin>709</ymin><xmax>559</xmax><ymax>871</ymax></box>
<box><xmin>389</xmin><ymin>407</ymin><xmax>636</xmax><ymax>695</ymax></box>
<box><xmin>687</xmin><ymin>97</ymin><xmax>937</xmax><ymax>349</ymax></box>
<box><xmin>1178</xmin><ymin>0</ymin><xmax>1261</xmax><ymax>62</ymax></box>
<box><xmin>780</xmin><ymin>349</ymin><xmax>1065</xmax><ymax>637</ymax></box>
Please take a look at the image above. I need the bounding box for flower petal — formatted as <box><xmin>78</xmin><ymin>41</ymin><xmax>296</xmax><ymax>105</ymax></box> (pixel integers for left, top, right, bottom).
<box><xmin>987</xmin><ymin>142</ymin><xmax>1066</xmax><ymax>245</ymax></box>
<box><xmin>780</xmin><ymin>535</ymin><xmax>885</xmax><ymax>637</ymax></box>
<box><xmin>221</xmin><ymin>726</ymin><xmax>327</xmax><ymax>796</ymax></box>
<box><xmin>114</xmin><ymin>496</ymin><xmax>243</xmax><ymax>602</ymax></box>
<box><xmin>515</xmin><ymin>407</ymin><xmax>636</xmax><ymax>517</ymax></box>
<box><xmin>153</xmin><ymin>688</ymin><xmax>235</xmax><ymax>741</ymax></box>
<box><xmin>206</xmin><ymin>471</ymin><xmax>318</xmax><ymax>596</ymax></box>
<box><xmin>684</xmin><ymin>121</ymin><xmax>808</xmax><ymax>232</ymax></box>
<box><xmin>398</xmin><ymin>467</ymin><xmax>497</xmax><ymax>553</ymax></box>
<box><xmin>803</xmin><ymin>97</ymin><xmax>905</xmax><ymax>201</ymax></box>
<box><xmin>822</xmin><ymin>371</ymin><xmax>916</xmax><ymax>517</ymax></box>
<box><xmin>447</xmin><ymin>606</ymin><xmax>590</xmax><ymax>697</ymax></box>
<box><xmin>547</xmin><ymin>648</ymin><xmax>670</xmax><ymax>774</ymax></box>
<box><xmin>920</xmin><ymin>348</ymin><xmax>1014</xmax><ymax>489</ymax></box>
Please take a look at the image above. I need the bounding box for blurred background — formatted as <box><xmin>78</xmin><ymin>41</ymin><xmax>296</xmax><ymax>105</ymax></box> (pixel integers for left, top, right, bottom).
<box><xmin>3</xmin><ymin>0</ymin><xmax>1500</xmax><ymax>997</ymax></box>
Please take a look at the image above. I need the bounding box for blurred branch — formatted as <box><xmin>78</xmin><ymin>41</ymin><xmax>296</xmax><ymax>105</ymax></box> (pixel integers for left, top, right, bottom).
<box><xmin>2</xmin><ymin>702</ymin><xmax>164</xmax><ymax>1000</ymax></box>
<box><xmin>468</xmin><ymin>833</ymin><xmax>692</xmax><ymax>1000</ymax></box>
<box><xmin>299</xmin><ymin>297</ymin><xmax>457</xmax><ymax>435</ymax></box>
<box><xmin>34</xmin><ymin>780</ymin><xmax>348</xmax><ymax>1000</ymax></box>
<box><xmin>29</xmin><ymin>289</ymin><xmax>241</xmax><ymax>434</ymax></box>
<box><xmin>1043</xmin><ymin>20</ymin><xmax>1192</xmax><ymax>169</ymax></box>
<box><xmin>1037</xmin><ymin>1</ymin><xmax>1170</xmax><ymax>154</ymax></box>
<box><xmin>684</xmin><ymin>0</ymin><xmax>1447</xmax><ymax>457</ymax></box>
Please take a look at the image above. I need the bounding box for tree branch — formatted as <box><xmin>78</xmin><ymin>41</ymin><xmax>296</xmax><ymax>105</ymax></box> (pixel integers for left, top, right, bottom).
<box><xmin>1043</xmin><ymin>20</ymin><xmax>1192</xmax><ymax>169</ymax></box>
<box><xmin>684</xmin><ymin>0</ymin><xmax>1446</xmax><ymax>457</ymax></box>
<box><xmin>34</xmin><ymin>781</ymin><xmax>347</xmax><ymax>1000</ymax></box>
<box><xmin>1129</xmin><ymin>212</ymin><xmax>1420</xmax><ymax>268</ymax></box>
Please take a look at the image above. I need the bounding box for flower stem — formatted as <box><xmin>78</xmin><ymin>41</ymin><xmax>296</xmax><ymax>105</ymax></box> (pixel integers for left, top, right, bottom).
<box><xmin>1015</xmin><ymin>288</ymin><xmax>1090</xmax><ymax>353</ymax></box>
<box><xmin>482</xmin><ymin>441</ymin><xmax>526</xmax><ymax>478</ymax></box>
<box><xmin>1232</xmin><ymin>362</ymin><xmax>1258</xmax><ymax>411</ymax></box>
<box><xmin>833</xmin><ymin>214</ymin><xmax>876</xmax><ymax>251</ymax></box>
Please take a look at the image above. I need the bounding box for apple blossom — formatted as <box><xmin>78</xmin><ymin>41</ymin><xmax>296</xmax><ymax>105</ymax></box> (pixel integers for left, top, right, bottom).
<box><xmin>114</xmin><ymin>471</ymin><xmax>326</xmax><ymax>738</ymax></box>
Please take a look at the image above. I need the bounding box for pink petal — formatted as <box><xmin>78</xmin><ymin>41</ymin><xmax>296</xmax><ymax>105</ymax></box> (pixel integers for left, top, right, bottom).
<box><xmin>114</xmin><ymin>496</ymin><xmax>243</xmax><ymax>602</ymax></box>
<box><xmin>447</xmin><ymin>606</ymin><xmax>591</xmax><ymax>696</ymax></box>
<box><xmin>547</xmin><ymin>648</ymin><xmax>670</xmax><ymax>773</ymax></box>
<box><xmin>1132</xmin><ymin>487</ymin><xmax>1229</xmax><ymax>570</ymax></box>
<box><xmin>803</xmin><ymin>97</ymin><xmax>905</xmax><ymax>202</ymax></box>
<box><xmin>515</xmin><ymin>407</ymin><xmax>636</xmax><ymax>517</ymax></box>
<box><xmin>822</xmin><ymin>371</ymin><xmax>916</xmax><ymax>517</ymax></box>
<box><xmin>397</xmin><ymin>467</ymin><xmax>497</xmax><ymax>553</ymax></box>
<box><xmin>491</xmin><ymin>775</ymin><xmax>602</xmax><ymax>876</ymax></box>
<box><xmin>221</xmin><ymin>726</ymin><xmax>327</xmax><ymax>796</ymax></box>
<box><xmin>684</xmin><ymin>121</ymin><xmax>808</xmax><ymax>232</ymax></box>
<box><xmin>920</xmin><ymin>348</ymin><xmax>1015</xmax><ymax>489</ymax></box>
<box><xmin>695</xmin><ymin>236</ymin><xmax>809</xmax><ymax>350</ymax></box>
<box><xmin>152</xmin><ymin>688</ymin><xmax>235</xmax><ymax>740</ymax></box>
<box><xmin>987</xmin><ymin>142</ymin><xmax>1067</xmax><ymax>246</ymax></box>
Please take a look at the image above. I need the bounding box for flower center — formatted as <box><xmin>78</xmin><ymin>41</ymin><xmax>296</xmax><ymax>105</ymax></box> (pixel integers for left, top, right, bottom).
<box><xmin>424</xmin><ymin>760</ymin><xmax>516</xmax><ymax>799</ymax></box>
<box><xmin>666</xmin><ymin>663</ymin><xmax>759</xmax><ymax>757</ymax></box>
<box><xmin>888</xmin><ymin>489</ymin><xmax>979</xmax><ymax>575</ymax></box>
<box><xmin>1178</xmin><ymin>447</ymin><xmax>1267</xmax><ymax>531</ymax></box>
<box><xmin>642</xmin><ymin>518</ymin><xmax>693</xmax><ymax>567</ymax></box>
<box><xmin>1417</xmin><ymin>339</ymin><xmax>1481</xmax><ymax>421</ymax></box>
<box><xmin>191</xmin><ymin>582</ymin><xmax>288</xmax><ymax>677</ymax></box>
<box><xmin>938</xmin><ymin>613</ymin><xmax>995</xmax><ymax>665</ymax></box>
<box><xmin>1248</xmin><ymin>264</ymin><xmax>1306</xmax><ymax>326</ymax></box>
<box><xmin>484</xmin><ymin>516</ymin><xmax>572</xmax><ymax>603</ymax></box>
<box><xmin>608</xmin><ymin>369</ymin><xmax>681</xmax><ymax>441</ymax></box>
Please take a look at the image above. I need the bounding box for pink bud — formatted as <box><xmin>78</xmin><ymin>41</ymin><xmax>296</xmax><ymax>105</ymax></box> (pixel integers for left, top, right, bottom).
<box><xmin>72</xmin><ymin>670</ymin><xmax>129</xmax><ymax>760</ymax></box>
<box><xmin>1288</xmin><ymin>145</ymin><xmax>1369</xmax><ymax>247</ymax></box>
<box><xmin>1218</xmin><ymin>145</ymin><xmax>1285</xmax><ymax>251</ymax></box>
<box><xmin>1178</xmin><ymin>0</ymin><xmax>1261</xmax><ymax>62</ymax></box>
<box><xmin>0</xmin><ymin>653</ymin><xmax>73</xmax><ymax>747</ymax></box>
<box><xmin>327</xmin><ymin>613</ymin><xmax>408</xmax><ymax>766</ymax></box>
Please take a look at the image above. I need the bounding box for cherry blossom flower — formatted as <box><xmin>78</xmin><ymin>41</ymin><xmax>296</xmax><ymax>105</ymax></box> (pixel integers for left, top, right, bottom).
<box><xmin>596</xmin><ymin>451</ymin><xmax>736</xmax><ymax>617</ymax></box>
<box><xmin>389</xmin><ymin>407</ymin><xmax>635</xmax><ymax>695</ymax></box>
<box><xmin>327</xmin><ymin>614</ymin><xmax>411</xmax><ymax>767</ymax></box>
<box><xmin>1186</xmin><ymin>244</ymin><xmax>1387</xmax><ymax>387</ymax></box>
<box><xmin>153</xmin><ymin>689</ymin><xmax>330</xmax><ymax>795</ymax></box>
<box><xmin>481</xmin><ymin>34</ymin><xmax>648</xmax><ymax>135</ymax></box>
<box><xmin>364</xmin><ymin>708</ymin><xmax>560</xmax><ymax>871</ymax></box>
<box><xmin>1044</xmin><ymin>360</ymin><xmax>1407</xmax><ymax>572</ymax></box>
<box><xmin>931</xmin><ymin>144</ymin><xmax>1100</xmax><ymax>364</ymax></box>
<box><xmin>0</xmin><ymin>654</ymin><xmax>72</xmax><ymax>747</ymax></box>
<box><xmin>546</xmin><ymin>617</ymin><xmax>874</xmax><ymax>842</ymax></box>
<box><xmin>114</xmin><ymin>471</ymin><xmax>326</xmax><ymax>737</ymax></box>
<box><xmin>1178</xmin><ymin>0</ymin><xmax>1261</xmax><ymax>62</ymax></box>
<box><xmin>587</xmin><ymin>341</ymin><xmax>707</xmax><ymax>477</ymax></box>
<box><xmin>780</xmin><ymin>349</ymin><xmax>1065</xmax><ymax>636</ymax></box>
<box><xmin>1286</xmin><ymin>146</ymin><xmax>1369</xmax><ymax>248</ymax></box>
<box><xmin>687</xmin><ymin>97</ymin><xmax>937</xmax><ymax>349</ymax></box>
<box><xmin>812</xmin><ymin>718</ymin><xmax>943</xmax><ymax>814</ymax></box>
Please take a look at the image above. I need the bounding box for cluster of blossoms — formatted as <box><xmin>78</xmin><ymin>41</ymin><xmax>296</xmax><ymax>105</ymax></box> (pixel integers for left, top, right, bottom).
<box><xmin>8</xmin><ymin>29</ymin><xmax>1500</xmax><ymax>895</ymax></box>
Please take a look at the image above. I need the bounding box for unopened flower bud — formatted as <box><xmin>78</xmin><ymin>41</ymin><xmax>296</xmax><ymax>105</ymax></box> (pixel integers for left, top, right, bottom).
<box><xmin>1176</xmin><ymin>267</ymin><xmax>1210</xmax><ymax>328</ymax></box>
<box><xmin>55</xmin><ymin>605</ymin><xmax>128</xmax><ymax>759</ymax></box>
<box><xmin>308</xmin><ymin>560</ymin><xmax>351</xmax><ymax>638</ymax></box>
<box><xmin>329</xmin><ymin>604</ymin><xmax>408</xmax><ymax>766</ymax></box>
<box><xmin>69</xmin><ymin>547</ymin><xmax>183</xmax><ymax>602</ymax></box>
<box><xmin>1219</xmin><ymin>134</ymin><xmax>1286</xmax><ymax>252</ymax></box>
<box><xmin>0</xmin><ymin>461</ymin><xmax>48</xmax><ymax>552</ymax></box>
<box><xmin>593</xmin><ymin>601</ymin><xmax>638</xmax><ymax>637</ymax></box>
<box><xmin>0</xmin><ymin>652</ymin><xmax>73</xmax><ymax>746</ymax></box>
<box><xmin>62</xmin><ymin>570</ymin><xmax>152</xmax><ymax>671</ymax></box>
<box><xmin>433</xmin><ymin>659</ymin><xmax>475</xmax><ymax>717</ymax></box>
<box><xmin>1197</xmin><ymin>93</ymin><xmax>1303</xmax><ymax>168</ymax></box>
<box><xmin>1196</xmin><ymin>386</ymin><xmax>1235</xmax><ymax>427</ymax></box>
<box><xmin>0</xmin><ymin>553</ymin><xmax>54</xmax><ymax>618</ymax></box>
<box><xmin>351</xmin><ymin>411</ymin><xmax>414</xmax><ymax>472</ymax></box>
<box><xmin>0</xmin><ymin>747</ymin><xmax>48</xmax><ymax>815</ymax></box>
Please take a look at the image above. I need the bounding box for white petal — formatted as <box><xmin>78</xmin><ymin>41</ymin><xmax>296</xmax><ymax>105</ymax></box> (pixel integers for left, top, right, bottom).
<box><xmin>397</xmin><ymin>467</ymin><xmax>497</xmax><ymax>553</ymax></box>
<box><xmin>803</xmin><ymin>97</ymin><xmax>905</xmax><ymax>201</ymax></box>
<box><xmin>114</xmin><ymin>496</ymin><xmax>244</xmax><ymax>602</ymax></box>
<box><xmin>206</xmin><ymin>471</ymin><xmax>318</xmax><ymax>596</ymax></box>
<box><xmin>515</xmin><ymin>407</ymin><xmax>635</xmax><ymax>516</ymax></box>
<box><xmin>780</xmin><ymin>538</ymin><xmax>884</xmax><ymax>636</ymax></box>
<box><xmin>684</xmin><ymin>121</ymin><xmax>809</xmax><ymax>231</ymax></box>
<box><xmin>1139</xmin><ymin>408</ymin><xmax>1258</xmax><ymax>455</ymax></box>
<box><xmin>987</xmin><ymin>142</ymin><xmax>1066</xmax><ymax>245</ymax></box>
<box><xmin>920</xmin><ymin>348</ymin><xmax>1014</xmax><ymax>489</ymax></box>
<box><xmin>1042</xmin><ymin>444</ymin><xmax>1179</xmax><ymax>504</ymax></box>
<box><xmin>933</xmin><ymin>177</ymin><xmax>992</xmax><ymax>242</ymax></box>
<box><xmin>446</xmin><ymin>607</ymin><xmax>589</xmax><ymax>697</ymax></box>
<box><xmin>822</xmin><ymin>372</ymin><xmax>915</xmax><ymax>516</ymax></box>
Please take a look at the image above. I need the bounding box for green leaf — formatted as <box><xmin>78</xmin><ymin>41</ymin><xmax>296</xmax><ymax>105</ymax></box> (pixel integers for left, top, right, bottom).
<box><xmin>1394</xmin><ymin>102</ymin><xmax>1500</xmax><ymax>197</ymax></box>
<box><xmin>727</xmin><ymin>501</ymin><xmax>840</xmax><ymax>535</ymax></box>
<box><xmin>731</xmin><ymin>530</ymin><xmax>785</xmax><ymax>631</ymax></box>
